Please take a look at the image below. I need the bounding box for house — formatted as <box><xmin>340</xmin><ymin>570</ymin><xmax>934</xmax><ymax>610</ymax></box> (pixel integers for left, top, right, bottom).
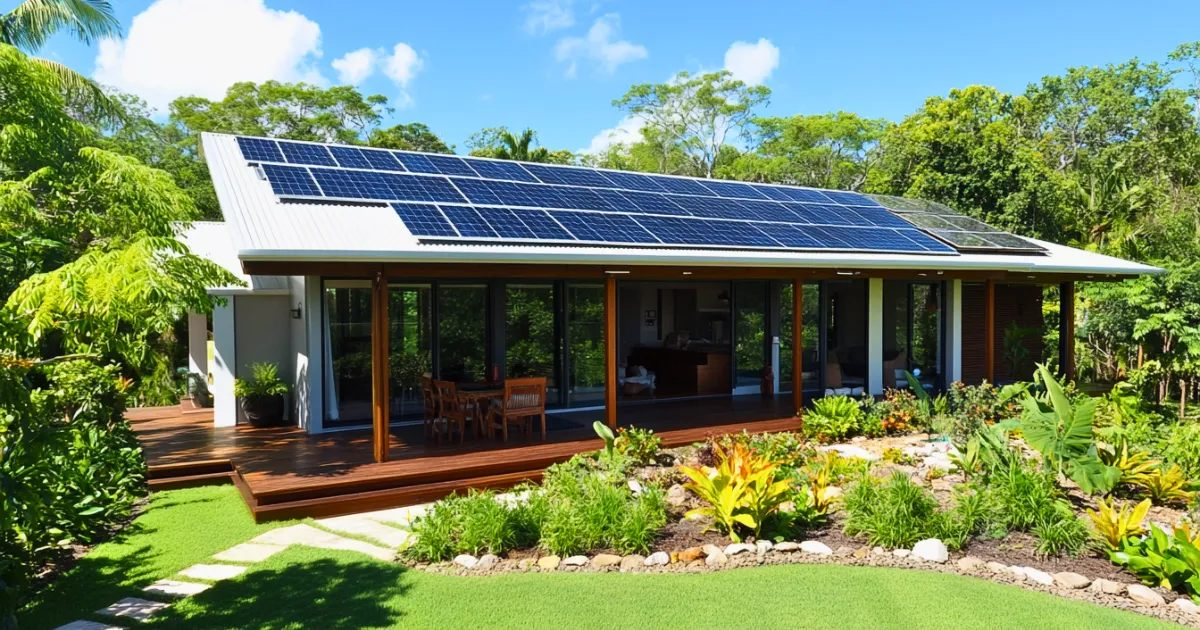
<box><xmin>153</xmin><ymin>131</ymin><xmax>1157</xmax><ymax>521</ymax></box>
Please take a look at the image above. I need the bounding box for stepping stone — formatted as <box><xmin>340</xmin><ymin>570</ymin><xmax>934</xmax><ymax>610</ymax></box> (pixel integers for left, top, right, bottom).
<box><xmin>315</xmin><ymin>515</ymin><xmax>412</xmax><ymax>548</ymax></box>
<box><xmin>179</xmin><ymin>563</ymin><xmax>248</xmax><ymax>581</ymax></box>
<box><xmin>250</xmin><ymin>523</ymin><xmax>395</xmax><ymax>561</ymax></box>
<box><xmin>144</xmin><ymin>579</ymin><xmax>212</xmax><ymax>599</ymax></box>
<box><xmin>213</xmin><ymin>542</ymin><xmax>287</xmax><ymax>563</ymax></box>
<box><xmin>54</xmin><ymin>622</ymin><xmax>124</xmax><ymax>630</ymax></box>
<box><xmin>96</xmin><ymin>597</ymin><xmax>170</xmax><ymax>622</ymax></box>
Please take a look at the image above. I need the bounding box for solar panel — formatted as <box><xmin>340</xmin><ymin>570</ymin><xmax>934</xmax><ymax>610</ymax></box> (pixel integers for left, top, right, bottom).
<box><xmin>392</xmin><ymin>203</ymin><xmax>458</xmax><ymax>237</ymax></box>
<box><xmin>260</xmin><ymin>164</ymin><xmax>322</xmax><ymax>197</ymax></box>
<box><xmin>238</xmin><ymin>137</ymin><xmax>284</xmax><ymax>162</ymax></box>
<box><xmin>279</xmin><ymin>141</ymin><xmax>336</xmax><ymax>167</ymax></box>
<box><xmin>237</xmin><ymin>134</ymin><xmax>1000</xmax><ymax>255</ymax></box>
<box><xmin>871</xmin><ymin>194</ymin><xmax>1044</xmax><ymax>253</ymax></box>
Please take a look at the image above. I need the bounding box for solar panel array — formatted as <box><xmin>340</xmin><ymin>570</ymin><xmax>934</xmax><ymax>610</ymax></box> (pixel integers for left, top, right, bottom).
<box><xmin>235</xmin><ymin>136</ymin><xmax>976</xmax><ymax>255</ymax></box>
<box><xmin>869</xmin><ymin>195</ymin><xmax>1045</xmax><ymax>253</ymax></box>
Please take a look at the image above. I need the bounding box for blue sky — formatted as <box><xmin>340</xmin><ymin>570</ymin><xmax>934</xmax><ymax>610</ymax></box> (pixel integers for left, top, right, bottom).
<box><xmin>36</xmin><ymin>0</ymin><xmax>1200</xmax><ymax>153</ymax></box>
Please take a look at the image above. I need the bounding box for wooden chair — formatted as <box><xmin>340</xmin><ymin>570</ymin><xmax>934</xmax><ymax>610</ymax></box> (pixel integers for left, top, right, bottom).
<box><xmin>432</xmin><ymin>380</ymin><xmax>472</xmax><ymax>444</ymax></box>
<box><xmin>420</xmin><ymin>375</ymin><xmax>440</xmax><ymax>440</ymax></box>
<box><xmin>489</xmin><ymin>377</ymin><xmax>547</xmax><ymax>441</ymax></box>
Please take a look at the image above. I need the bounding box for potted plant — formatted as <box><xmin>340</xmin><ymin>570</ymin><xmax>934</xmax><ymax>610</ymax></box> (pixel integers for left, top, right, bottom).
<box><xmin>234</xmin><ymin>362</ymin><xmax>290</xmax><ymax>427</ymax></box>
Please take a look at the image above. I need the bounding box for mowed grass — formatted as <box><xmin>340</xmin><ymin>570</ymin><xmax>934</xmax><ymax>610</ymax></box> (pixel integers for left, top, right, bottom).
<box><xmin>21</xmin><ymin>484</ymin><xmax>1174</xmax><ymax>630</ymax></box>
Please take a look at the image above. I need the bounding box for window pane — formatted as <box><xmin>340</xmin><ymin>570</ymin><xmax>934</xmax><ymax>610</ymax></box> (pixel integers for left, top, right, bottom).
<box><xmin>826</xmin><ymin>279</ymin><xmax>867</xmax><ymax>392</ymax></box>
<box><xmin>568</xmin><ymin>284</ymin><xmax>605</xmax><ymax>406</ymax></box>
<box><xmin>910</xmin><ymin>284</ymin><xmax>942</xmax><ymax>388</ymax></box>
<box><xmin>734</xmin><ymin>281</ymin><xmax>766</xmax><ymax>389</ymax></box>
<box><xmin>325</xmin><ymin>286</ymin><xmax>373</xmax><ymax>426</ymax></box>
<box><xmin>780</xmin><ymin>281</ymin><xmax>820</xmax><ymax>390</ymax></box>
<box><xmin>506</xmin><ymin>284</ymin><xmax>560</xmax><ymax>400</ymax></box>
<box><xmin>438</xmin><ymin>284</ymin><xmax>488</xmax><ymax>382</ymax></box>
<box><xmin>389</xmin><ymin>285</ymin><xmax>433</xmax><ymax>416</ymax></box>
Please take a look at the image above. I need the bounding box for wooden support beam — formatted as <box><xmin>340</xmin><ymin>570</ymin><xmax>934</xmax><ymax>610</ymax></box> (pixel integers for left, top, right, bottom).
<box><xmin>371</xmin><ymin>269</ymin><xmax>390</xmax><ymax>463</ymax></box>
<box><xmin>984</xmin><ymin>279</ymin><xmax>995</xmax><ymax>384</ymax></box>
<box><xmin>1060</xmin><ymin>281</ymin><xmax>1076</xmax><ymax>384</ymax></box>
<box><xmin>792</xmin><ymin>281</ymin><xmax>803</xmax><ymax>414</ymax></box>
<box><xmin>604</xmin><ymin>275</ymin><xmax>618</xmax><ymax>429</ymax></box>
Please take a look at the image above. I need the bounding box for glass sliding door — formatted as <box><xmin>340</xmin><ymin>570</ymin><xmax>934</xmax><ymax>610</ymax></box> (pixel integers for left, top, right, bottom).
<box><xmin>882</xmin><ymin>280</ymin><xmax>943</xmax><ymax>393</ymax></box>
<box><xmin>506</xmin><ymin>283</ymin><xmax>560</xmax><ymax>402</ymax></box>
<box><xmin>567</xmin><ymin>283</ymin><xmax>605</xmax><ymax>407</ymax></box>
<box><xmin>780</xmin><ymin>281</ymin><xmax>821</xmax><ymax>394</ymax></box>
<box><xmin>389</xmin><ymin>284</ymin><xmax>433</xmax><ymax>418</ymax></box>
<box><xmin>825</xmin><ymin>279</ymin><xmax>868</xmax><ymax>393</ymax></box>
<box><xmin>324</xmin><ymin>282</ymin><xmax>373</xmax><ymax>426</ymax></box>
<box><xmin>438</xmin><ymin>284</ymin><xmax>488</xmax><ymax>383</ymax></box>
<box><xmin>733</xmin><ymin>281</ymin><xmax>767</xmax><ymax>392</ymax></box>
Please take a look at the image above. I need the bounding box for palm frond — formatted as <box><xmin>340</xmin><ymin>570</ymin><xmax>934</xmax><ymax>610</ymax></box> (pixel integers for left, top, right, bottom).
<box><xmin>1</xmin><ymin>0</ymin><xmax>120</xmax><ymax>51</ymax></box>
<box><xmin>26</xmin><ymin>55</ymin><xmax>122</xmax><ymax>121</ymax></box>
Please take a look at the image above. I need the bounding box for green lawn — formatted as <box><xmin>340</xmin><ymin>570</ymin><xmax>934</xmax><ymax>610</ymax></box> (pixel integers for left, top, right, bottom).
<box><xmin>21</xmin><ymin>485</ymin><xmax>1174</xmax><ymax>630</ymax></box>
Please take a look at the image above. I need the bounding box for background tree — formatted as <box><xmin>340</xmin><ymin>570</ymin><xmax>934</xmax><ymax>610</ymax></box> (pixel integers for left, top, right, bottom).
<box><xmin>465</xmin><ymin>126</ymin><xmax>573</xmax><ymax>163</ymax></box>
<box><xmin>368</xmin><ymin>122</ymin><xmax>453</xmax><ymax>153</ymax></box>
<box><xmin>614</xmin><ymin>70</ymin><xmax>770</xmax><ymax>177</ymax></box>
<box><xmin>719</xmin><ymin>112</ymin><xmax>890</xmax><ymax>189</ymax></box>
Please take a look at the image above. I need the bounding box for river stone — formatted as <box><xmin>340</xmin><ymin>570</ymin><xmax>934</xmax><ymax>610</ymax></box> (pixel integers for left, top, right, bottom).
<box><xmin>1053</xmin><ymin>572</ymin><xmax>1090</xmax><ymax>589</ymax></box>
<box><xmin>476</xmin><ymin>554</ymin><xmax>500</xmax><ymax>571</ymax></box>
<box><xmin>892</xmin><ymin>549</ymin><xmax>911</xmax><ymax>558</ymax></box>
<box><xmin>536</xmin><ymin>555</ymin><xmax>561</xmax><ymax>570</ymax></box>
<box><xmin>678</xmin><ymin>547</ymin><xmax>704</xmax><ymax>563</ymax></box>
<box><xmin>620</xmin><ymin>555</ymin><xmax>645</xmax><ymax>570</ymax></box>
<box><xmin>702</xmin><ymin>544</ymin><xmax>723</xmax><ymax>557</ymax></box>
<box><xmin>872</xmin><ymin>546</ymin><xmax>886</xmax><ymax>555</ymax></box>
<box><xmin>666</xmin><ymin>484</ymin><xmax>689</xmax><ymax>507</ymax></box>
<box><xmin>645</xmin><ymin>551</ymin><xmax>670</xmax><ymax>566</ymax></box>
<box><xmin>563</xmin><ymin>555</ymin><xmax>589</xmax><ymax>567</ymax></box>
<box><xmin>1020</xmin><ymin>567</ymin><xmax>1054</xmax><ymax>586</ymax></box>
<box><xmin>1128</xmin><ymin>584</ymin><xmax>1165</xmax><ymax>606</ymax></box>
<box><xmin>705</xmin><ymin>550</ymin><xmax>727</xmax><ymax>566</ymax></box>
<box><xmin>755</xmin><ymin>540</ymin><xmax>773</xmax><ymax>555</ymax></box>
<box><xmin>853</xmin><ymin>547</ymin><xmax>869</xmax><ymax>559</ymax></box>
<box><xmin>1089</xmin><ymin>578</ymin><xmax>1124</xmax><ymax>595</ymax></box>
<box><xmin>452</xmin><ymin>555</ymin><xmax>478</xmax><ymax>570</ymax></box>
<box><xmin>518</xmin><ymin>558</ymin><xmax>535</xmax><ymax>571</ymax></box>
<box><xmin>773</xmin><ymin>542</ymin><xmax>800</xmax><ymax>552</ymax></box>
<box><xmin>912</xmin><ymin>539</ymin><xmax>948</xmax><ymax>563</ymax></box>
<box><xmin>985</xmin><ymin>561</ymin><xmax>1008</xmax><ymax>573</ymax></box>
<box><xmin>724</xmin><ymin>543</ymin><xmax>755</xmax><ymax>556</ymax></box>
<box><xmin>800</xmin><ymin>541</ymin><xmax>833</xmax><ymax>555</ymax></box>
<box><xmin>592</xmin><ymin>553</ymin><xmax>622</xmax><ymax>567</ymax></box>
<box><xmin>823</xmin><ymin>444</ymin><xmax>879</xmax><ymax>461</ymax></box>
<box><xmin>1173</xmin><ymin>598</ymin><xmax>1200</xmax><ymax>614</ymax></box>
<box><xmin>956</xmin><ymin>556</ymin><xmax>985</xmax><ymax>571</ymax></box>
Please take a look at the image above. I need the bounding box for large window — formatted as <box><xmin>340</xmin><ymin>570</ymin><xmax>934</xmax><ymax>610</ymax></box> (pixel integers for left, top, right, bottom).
<box><xmin>734</xmin><ymin>281</ymin><xmax>767</xmax><ymax>390</ymax></box>
<box><xmin>780</xmin><ymin>281</ymin><xmax>821</xmax><ymax>392</ymax></box>
<box><xmin>324</xmin><ymin>283</ymin><xmax>373</xmax><ymax>426</ymax></box>
<box><xmin>389</xmin><ymin>285</ymin><xmax>433</xmax><ymax>417</ymax></box>
<box><xmin>825</xmin><ymin>279</ymin><xmax>868</xmax><ymax>393</ymax></box>
<box><xmin>567</xmin><ymin>284</ymin><xmax>605</xmax><ymax>406</ymax></box>
<box><xmin>883</xmin><ymin>280</ymin><xmax>943</xmax><ymax>392</ymax></box>
<box><xmin>506</xmin><ymin>284</ymin><xmax>560</xmax><ymax>401</ymax></box>
<box><xmin>438</xmin><ymin>284</ymin><xmax>488</xmax><ymax>383</ymax></box>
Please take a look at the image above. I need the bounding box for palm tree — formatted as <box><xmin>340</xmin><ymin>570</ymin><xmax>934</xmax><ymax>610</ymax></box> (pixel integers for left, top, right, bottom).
<box><xmin>493</xmin><ymin>128</ymin><xmax>551</xmax><ymax>163</ymax></box>
<box><xmin>1</xmin><ymin>0</ymin><xmax>122</xmax><ymax>116</ymax></box>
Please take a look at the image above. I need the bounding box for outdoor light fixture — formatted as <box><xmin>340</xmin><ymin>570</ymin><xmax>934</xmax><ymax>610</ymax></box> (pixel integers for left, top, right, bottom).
<box><xmin>682</xmin><ymin>271</ymin><xmax>693</xmax><ymax>275</ymax></box>
<box><xmin>836</xmin><ymin>270</ymin><xmax>857</xmax><ymax>276</ymax></box>
<box><xmin>290</xmin><ymin>303</ymin><xmax>303</xmax><ymax>319</ymax></box>
<box><xmin>604</xmin><ymin>270</ymin><xmax>631</xmax><ymax>275</ymax></box>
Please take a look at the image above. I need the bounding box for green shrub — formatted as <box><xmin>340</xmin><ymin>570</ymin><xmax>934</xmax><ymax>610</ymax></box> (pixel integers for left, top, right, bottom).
<box><xmin>233</xmin><ymin>362</ymin><xmax>289</xmax><ymax>398</ymax></box>
<box><xmin>1031</xmin><ymin>509</ymin><xmax>1091</xmax><ymax>557</ymax></box>
<box><xmin>540</xmin><ymin>469</ymin><xmax>667</xmax><ymax>554</ymax></box>
<box><xmin>615</xmin><ymin>427</ymin><xmax>663</xmax><ymax>465</ymax></box>
<box><xmin>804</xmin><ymin>396</ymin><xmax>862</xmax><ymax>442</ymax></box>
<box><xmin>843</xmin><ymin>472</ymin><xmax>940</xmax><ymax>549</ymax></box>
<box><xmin>1162</xmin><ymin>421</ymin><xmax>1200</xmax><ymax>480</ymax></box>
<box><xmin>1112</xmin><ymin>524</ymin><xmax>1200</xmax><ymax>600</ymax></box>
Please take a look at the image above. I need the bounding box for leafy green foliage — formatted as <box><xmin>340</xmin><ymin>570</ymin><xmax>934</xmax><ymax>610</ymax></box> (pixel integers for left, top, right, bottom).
<box><xmin>614</xmin><ymin>426</ymin><xmax>662</xmax><ymax>465</ymax></box>
<box><xmin>679</xmin><ymin>442</ymin><xmax>792</xmax><ymax>542</ymax></box>
<box><xmin>803</xmin><ymin>396</ymin><xmax>863</xmax><ymax>442</ymax></box>
<box><xmin>1088</xmin><ymin>497</ymin><xmax>1151</xmax><ymax>551</ymax></box>
<box><xmin>1131</xmin><ymin>464</ymin><xmax>1195</xmax><ymax>505</ymax></box>
<box><xmin>233</xmin><ymin>362</ymin><xmax>290</xmax><ymax>398</ymax></box>
<box><xmin>1113</xmin><ymin>525</ymin><xmax>1200</xmax><ymax>599</ymax></box>
<box><xmin>842</xmin><ymin>471</ymin><xmax>985</xmax><ymax>551</ymax></box>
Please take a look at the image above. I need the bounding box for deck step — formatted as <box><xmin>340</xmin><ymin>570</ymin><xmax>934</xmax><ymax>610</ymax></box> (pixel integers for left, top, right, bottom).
<box><xmin>250</xmin><ymin>469</ymin><xmax>544</xmax><ymax>523</ymax></box>
<box><xmin>148</xmin><ymin>459</ymin><xmax>234</xmax><ymax>480</ymax></box>
<box><xmin>148</xmin><ymin>471</ymin><xmax>235</xmax><ymax>491</ymax></box>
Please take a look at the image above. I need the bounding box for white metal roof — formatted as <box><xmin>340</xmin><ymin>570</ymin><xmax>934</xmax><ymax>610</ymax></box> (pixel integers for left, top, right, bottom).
<box><xmin>178</xmin><ymin>220</ymin><xmax>289</xmax><ymax>295</ymax></box>
<box><xmin>200</xmin><ymin>132</ymin><xmax>1160</xmax><ymax>278</ymax></box>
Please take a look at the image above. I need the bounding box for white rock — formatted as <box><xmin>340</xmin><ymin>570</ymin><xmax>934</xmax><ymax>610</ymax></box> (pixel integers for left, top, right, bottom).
<box><xmin>956</xmin><ymin>556</ymin><xmax>985</xmax><ymax>571</ymax></box>
<box><xmin>627</xmin><ymin>479</ymin><xmax>643</xmax><ymax>495</ymax></box>
<box><xmin>1018</xmin><ymin>567</ymin><xmax>1054</xmax><ymax>586</ymax></box>
<box><xmin>799</xmin><ymin>541</ymin><xmax>833</xmax><ymax>555</ymax></box>
<box><xmin>911</xmin><ymin>539</ymin><xmax>948</xmax><ymax>563</ymax></box>
<box><xmin>644</xmin><ymin>551</ymin><xmax>670</xmax><ymax>566</ymax></box>
<box><xmin>773</xmin><ymin>542</ymin><xmax>800</xmax><ymax>552</ymax></box>
<box><xmin>822</xmin><ymin>444</ymin><xmax>879</xmax><ymax>461</ymax></box>
<box><xmin>452</xmin><ymin>554</ymin><xmax>478</xmax><ymax>570</ymax></box>
<box><xmin>923</xmin><ymin>455</ymin><xmax>955</xmax><ymax>471</ymax></box>
<box><xmin>755</xmin><ymin>540</ymin><xmax>773</xmax><ymax>555</ymax></box>
<box><xmin>872</xmin><ymin>546</ymin><xmax>886</xmax><ymax>555</ymax></box>
<box><xmin>705</xmin><ymin>550</ymin><xmax>727</xmax><ymax>566</ymax></box>
<box><xmin>1127</xmin><ymin>584</ymin><xmax>1166</xmax><ymax>606</ymax></box>
<box><xmin>1089</xmin><ymin>578</ymin><xmax>1125</xmax><ymax>595</ymax></box>
<box><xmin>1053</xmin><ymin>572</ymin><xmax>1090</xmax><ymax>589</ymax></box>
<box><xmin>95</xmin><ymin>597</ymin><xmax>170</xmax><ymax>622</ymax></box>
<box><xmin>724</xmin><ymin>543</ymin><xmax>755</xmax><ymax>556</ymax></box>
<box><xmin>563</xmin><ymin>555</ymin><xmax>589</xmax><ymax>566</ymax></box>
<box><xmin>1173</xmin><ymin>598</ymin><xmax>1200</xmax><ymax>614</ymax></box>
<box><xmin>985</xmin><ymin>561</ymin><xmax>1009</xmax><ymax>573</ymax></box>
<box><xmin>666</xmin><ymin>484</ymin><xmax>689</xmax><ymax>507</ymax></box>
<box><xmin>892</xmin><ymin>549</ymin><xmax>911</xmax><ymax>558</ymax></box>
<box><xmin>476</xmin><ymin>554</ymin><xmax>500</xmax><ymax>570</ymax></box>
<box><xmin>702</xmin><ymin>544</ymin><xmax>723</xmax><ymax>557</ymax></box>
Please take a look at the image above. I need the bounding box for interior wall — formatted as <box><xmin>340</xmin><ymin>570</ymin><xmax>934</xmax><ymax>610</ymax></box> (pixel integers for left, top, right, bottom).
<box><xmin>234</xmin><ymin>294</ymin><xmax>293</xmax><ymax>425</ymax></box>
<box><xmin>619</xmin><ymin>281</ymin><xmax>730</xmax><ymax>361</ymax></box>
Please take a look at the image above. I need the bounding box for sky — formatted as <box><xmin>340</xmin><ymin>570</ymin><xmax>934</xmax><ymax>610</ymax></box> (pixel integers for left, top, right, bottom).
<box><xmin>32</xmin><ymin>0</ymin><xmax>1200</xmax><ymax>154</ymax></box>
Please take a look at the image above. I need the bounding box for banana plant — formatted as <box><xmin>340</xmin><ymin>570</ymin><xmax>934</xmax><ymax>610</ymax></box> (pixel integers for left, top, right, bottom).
<box><xmin>592</xmin><ymin>421</ymin><xmax>616</xmax><ymax>461</ymax></box>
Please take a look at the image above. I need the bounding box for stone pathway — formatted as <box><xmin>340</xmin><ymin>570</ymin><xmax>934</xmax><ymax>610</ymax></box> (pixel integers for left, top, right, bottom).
<box><xmin>53</xmin><ymin>506</ymin><xmax>421</xmax><ymax>629</ymax></box>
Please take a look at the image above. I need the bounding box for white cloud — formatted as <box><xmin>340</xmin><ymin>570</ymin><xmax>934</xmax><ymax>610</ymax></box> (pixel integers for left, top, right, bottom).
<box><xmin>581</xmin><ymin>115</ymin><xmax>645</xmax><ymax>154</ymax></box>
<box><xmin>523</xmin><ymin>0</ymin><xmax>575</xmax><ymax>34</ymax></box>
<box><xmin>554</xmin><ymin>13</ymin><xmax>646</xmax><ymax>77</ymax></box>
<box><xmin>94</xmin><ymin>0</ymin><xmax>325</xmax><ymax>111</ymax></box>
<box><xmin>382</xmin><ymin>42</ymin><xmax>423</xmax><ymax>88</ymax></box>
<box><xmin>332</xmin><ymin>47</ymin><xmax>378</xmax><ymax>84</ymax></box>
<box><xmin>723</xmin><ymin>38</ymin><xmax>779</xmax><ymax>85</ymax></box>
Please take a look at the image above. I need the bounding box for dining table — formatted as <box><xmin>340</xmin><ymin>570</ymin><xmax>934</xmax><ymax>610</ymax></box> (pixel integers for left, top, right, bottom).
<box><xmin>456</xmin><ymin>381</ymin><xmax>505</xmax><ymax>438</ymax></box>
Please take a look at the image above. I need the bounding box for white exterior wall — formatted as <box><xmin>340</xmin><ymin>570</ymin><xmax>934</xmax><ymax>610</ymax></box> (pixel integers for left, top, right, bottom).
<box><xmin>211</xmin><ymin>298</ymin><xmax>237</xmax><ymax>428</ymax></box>
<box><xmin>186</xmin><ymin>311</ymin><xmax>208</xmax><ymax>384</ymax></box>
<box><xmin>233</xmin><ymin>294</ymin><xmax>292</xmax><ymax>425</ymax></box>
<box><xmin>868</xmin><ymin>278</ymin><xmax>884</xmax><ymax>395</ymax></box>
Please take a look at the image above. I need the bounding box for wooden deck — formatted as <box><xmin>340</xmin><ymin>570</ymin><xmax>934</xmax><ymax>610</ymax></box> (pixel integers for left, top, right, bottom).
<box><xmin>130</xmin><ymin>396</ymin><xmax>800</xmax><ymax>522</ymax></box>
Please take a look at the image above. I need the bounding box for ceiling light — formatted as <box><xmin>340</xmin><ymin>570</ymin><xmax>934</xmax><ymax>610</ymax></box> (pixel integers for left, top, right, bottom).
<box><xmin>605</xmin><ymin>270</ymin><xmax>631</xmax><ymax>275</ymax></box>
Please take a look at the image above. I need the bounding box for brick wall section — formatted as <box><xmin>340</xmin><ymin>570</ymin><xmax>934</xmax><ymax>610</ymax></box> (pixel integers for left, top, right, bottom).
<box><xmin>962</xmin><ymin>283</ymin><xmax>1046</xmax><ymax>384</ymax></box>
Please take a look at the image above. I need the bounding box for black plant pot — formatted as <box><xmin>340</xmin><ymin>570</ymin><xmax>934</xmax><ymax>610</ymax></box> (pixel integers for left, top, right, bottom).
<box><xmin>240</xmin><ymin>394</ymin><xmax>285</xmax><ymax>428</ymax></box>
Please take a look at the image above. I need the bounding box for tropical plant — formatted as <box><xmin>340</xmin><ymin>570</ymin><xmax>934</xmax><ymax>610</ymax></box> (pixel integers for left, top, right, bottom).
<box><xmin>593</xmin><ymin>421</ymin><xmax>617</xmax><ymax>462</ymax></box>
<box><xmin>803</xmin><ymin>396</ymin><xmax>862</xmax><ymax>442</ymax></box>
<box><xmin>842</xmin><ymin>471</ymin><xmax>983</xmax><ymax>549</ymax></box>
<box><xmin>1099</xmin><ymin>443</ymin><xmax>1159</xmax><ymax>486</ymax></box>
<box><xmin>233</xmin><ymin>362</ymin><xmax>289</xmax><ymax>398</ymax></box>
<box><xmin>615</xmin><ymin>426</ymin><xmax>662</xmax><ymax>465</ymax></box>
<box><xmin>1112</xmin><ymin>525</ymin><xmax>1200</xmax><ymax>600</ymax></box>
<box><xmin>801</xmin><ymin>451</ymin><xmax>843</xmax><ymax>515</ymax></box>
<box><xmin>1011</xmin><ymin>364</ymin><xmax>1120</xmax><ymax>494</ymax></box>
<box><xmin>678</xmin><ymin>442</ymin><xmax>792</xmax><ymax>542</ymax></box>
<box><xmin>1087</xmin><ymin>497</ymin><xmax>1151</xmax><ymax>551</ymax></box>
<box><xmin>1131</xmin><ymin>464</ymin><xmax>1195</xmax><ymax>505</ymax></box>
<box><xmin>1031</xmin><ymin>510</ymin><xmax>1092</xmax><ymax>558</ymax></box>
